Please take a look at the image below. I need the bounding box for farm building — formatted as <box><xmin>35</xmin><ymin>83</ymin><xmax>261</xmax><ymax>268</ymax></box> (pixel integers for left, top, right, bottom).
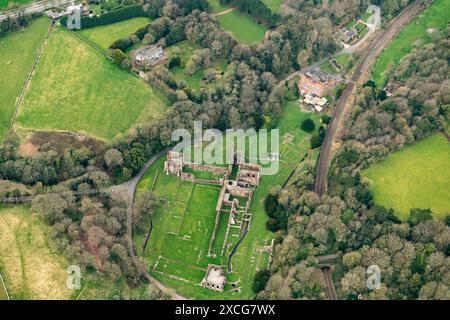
<box><xmin>201</xmin><ymin>265</ymin><xmax>227</xmax><ymax>292</ymax></box>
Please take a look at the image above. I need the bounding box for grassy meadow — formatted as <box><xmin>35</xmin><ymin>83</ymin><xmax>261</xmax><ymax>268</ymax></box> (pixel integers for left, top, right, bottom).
<box><xmin>0</xmin><ymin>205</ymin><xmax>72</xmax><ymax>300</ymax></box>
<box><xmin>372</xmin><ymin>0</ymin><xmax>450</xmax><ymax>87</ymax></box>
<box><xmin>135</xmin><ymin>100</ymin><xmax>319</xmax><ymax>299</ymax></box>
<box><xmin>16</xmin><ymin>26</ymin><xmax>167</xmax><ymax>141</ymax></box>
<box><xmin>0</xmin><ymin>17</ymin><xmax>50</xmax><ymax>142</ymax></box>
<box><xmin>216</xmin><ymin>10</ymin><xmax>267</xmax><ymax>44</ymax></box>
<box><xmin>363</xmin><ymin>134</ymin><xmax>450</xmax><ymax>220</ymax></box>
<box><xmin>77</xmin><ymin>17</ymin><xmax>152</xmax><ymax>51</ymax></box>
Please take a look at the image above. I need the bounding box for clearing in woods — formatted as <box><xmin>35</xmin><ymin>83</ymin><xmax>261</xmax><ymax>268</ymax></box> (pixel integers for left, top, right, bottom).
<box><xmin>362</xmin><ymin>134</ymin><xmax>450</xmax><ymax>220</ymax></box>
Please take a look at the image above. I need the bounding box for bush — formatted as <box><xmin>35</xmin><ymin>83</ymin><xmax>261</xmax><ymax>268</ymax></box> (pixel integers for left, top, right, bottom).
<box><xmin>252</xmin><ymin>269</ymin><xmax>271</xmax><ymax>293</ymax></box>
<box><xmin>300</xmin><ymin>118</ymin><xmax>315</xmax><ymax>132</ymax></box>
<box><xmin>408</xmin><ymin>208</ymin><xmax>433</xmax><ymax>226</ymax></box>
<box><xmin>321</xmin><ymin>114</ymin><xmax>331</xmax><ymax>125</ymax></box>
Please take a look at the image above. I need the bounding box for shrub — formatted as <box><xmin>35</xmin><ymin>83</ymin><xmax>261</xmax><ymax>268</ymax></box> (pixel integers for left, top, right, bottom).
<box><xmin>300</xmin><ymin>118</ymin><xmax>315</xmax><ymax>132</ymax></box>
<box><xmin>252</xmin><ymin>269</ymin><xmax>271</xmax><ymax>293</ymax></box>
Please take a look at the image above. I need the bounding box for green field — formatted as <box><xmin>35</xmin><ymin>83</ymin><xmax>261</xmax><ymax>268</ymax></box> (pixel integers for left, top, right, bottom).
<box><xmin>0</xmin><ymin>0</ymin><xmax>33</xmax><ymax>10</ymax></box>
<box><xmin>216</xmin><ymin>10</ymin><xmax>267</xmax><ymax>44</ymax></box>
<box><xmin>0</xmin><ymin>17</ymin><xmax>50</xmax><ymax>142</ymax></box>
<box><xmin>0</xmin><ymin>205</ymin><xmax>72</xmax><ymax>299</ymax></box>
<box><xmin>77</xmin><ymin>17</ymin><xmax>152</xmax><ymax>51</ymax></box>
<box><xmin>363</xmin><ymin>134</ymin><xmax>450</xmax><ymax>220</ymax></box>
<box><xmin>135</xmin><ymin>101</ymin><xmax>319</xmax><ymax>299</ymax></box>
<box><xmin>17</xmin><ymin>26</ymin><xmax>167</xmax><ymax>141</ymax></box>
<box><xmin>372</xmin><ymin>0</ymin><xmax>450</xmax><ymax>87</ymax></box>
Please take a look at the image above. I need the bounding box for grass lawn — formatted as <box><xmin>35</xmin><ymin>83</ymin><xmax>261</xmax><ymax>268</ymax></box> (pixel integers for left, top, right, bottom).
<box><xmin>372</xmin><ymin>0</ymin><xmax>450</xmax><ymax>87</ymax></box>
<box><xmin>0</xmin><ymin>17</ymin><xmax>50</xmax><ymax>142</ymax></box>
<box><xmin>362</xmin><ymin>134</ymin><xmax>450</xmax><ymax>220</ymax></box>
<box><xmin>0</xmin><ymin>205</ymin><xmax>72</xmax><ymax>300</ymax></box>
<box><xmin>320</xmin><ymin>53</ymin><xmax>352</xmax><ymax>74</ymax></box>
<box><xmin>135</xmin><ymin>100</ymin><xmax>319</xmax><ymax>299</ymax></box>
<box><xmin>77</xmin><ymin>17</ymin><xmax>152</xmax><ymax>51</ymax></box>
<box><xmin>16</xmin><ymin>26</ymin><xmax>168</xmax><ymax>141</ymax></box>
<box><xmin>216</xmin><ymin>10</ymin><xmax>267</xmax><ymax>45</ymax></box>
<box><xmin>0</xmin><ymin>0</ymin><xmax>34</xmax><ymax>10</ymax></box>
<box><xmin>262</xmin><ymin>0</ymin><xmax>282</xmax><ymax>13</ymax></box>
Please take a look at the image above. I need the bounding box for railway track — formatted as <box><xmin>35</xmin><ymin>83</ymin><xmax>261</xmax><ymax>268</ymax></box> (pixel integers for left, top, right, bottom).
<box><xmin>314</xmin><ymin>1</ymin><xmax>424</xmax><ymax>196</ymax></box>
<box><xmin>322</xmin><ymin>267</ymin><xmax>337</xmax><ymax>300</ymax></box>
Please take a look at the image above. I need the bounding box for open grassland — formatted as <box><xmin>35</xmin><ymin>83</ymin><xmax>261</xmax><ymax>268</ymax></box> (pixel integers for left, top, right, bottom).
<box><xmin>135</xmin><ymin>101</ymin><xmax>319</xmax><ymax>299</ymax></box>
<box><xmin>0</xmin><ymin>17</ymin><xmax>50</xmax><ymax>142</ymax></box>
<box><xmin>0</xmin><ymin>205</ymin><xmax>72</xmax><ymax>300</ymax></box>
<box><xmin>363</xmin><ymin>134</ymin><xmax>450</xmax><ymax>220</ymax></box>
<box><xmin>0</xmin><ymin>0</ymin><xmax>34</xmax><ymax>9</ymax></box>
<box><xmin>77</xmin><ymin>17</ymin><xmax>152</xmax><ymax>51</ymax></box>
<box><xmin>372</xmin><ymin>0</ymin><xmax>450</xmax><ymax>87</ymax></box>
<box><xmin>216</xmin><ymin>10</ymin><xmax>267</xmax><ymax>44</ymax></box>
<box><xmin>16</xmin><ymin>27</ymin><xmax>167</xmax><ymax>141</ymax></box>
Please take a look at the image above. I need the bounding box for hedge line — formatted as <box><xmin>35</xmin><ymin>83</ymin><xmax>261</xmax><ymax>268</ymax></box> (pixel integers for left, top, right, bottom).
<box><xmin>61</xmin><ymin>5</ymin><xmax>146</xmax><ymax>29</ymax></box>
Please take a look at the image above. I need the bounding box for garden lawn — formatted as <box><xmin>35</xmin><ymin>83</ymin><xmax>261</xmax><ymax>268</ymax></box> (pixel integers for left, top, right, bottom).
<box><xmin>135</xmin><ymin>100</ymin><xmax>319</xmax><ymax>299</ymax></box>
<box><xmin>17</xmin><ymin>27</ymin><xmax>167</xmax><ymax>141</ymax></box>
<box><xmin>372</xmin><ymin>0</ymin><xmax>450</xmax><ymax>87</ymax></box>
<box><xmin>362</xmin><ymin>134</ymin><xmax>450</xmax><ymax>220</ymax></box>
<box><xmin>77</xmin><ymin>17</ymin><xmax>152</xmax><ymax>51</ymax></box>
<box><xmin>0</xmin><ymin>17</ymin><xmax>50</xmax><ymax>142</ymax></box>
<box><xmin>0</xmin><ymin>205</ymin><xmax>72</xmax><ymax>300</ymax></box>
<box><xmin>216</xmin><ymin>10</ymin><xmax>267</xmax><ymax>44</ymax></box>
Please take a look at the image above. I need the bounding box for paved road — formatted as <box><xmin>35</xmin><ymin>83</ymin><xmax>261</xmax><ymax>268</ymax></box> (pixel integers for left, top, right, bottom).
<box><xmin>0</xmin><ymin>0</ymin><xmax>72</xmax><ymax>22</ymax></box>
<box><xmin>114</xmin><ymin>149</ymin><xmax>189</xmax><ymax>300</ymax></box>
<box><xmin>314</xmin><ymin>0</ymin><xmax>423</xmax><ymax>196</ymax></box>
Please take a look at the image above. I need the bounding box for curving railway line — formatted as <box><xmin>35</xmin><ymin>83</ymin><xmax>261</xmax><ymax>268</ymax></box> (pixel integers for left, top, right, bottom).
<box><xmin>314</xmin><ymin>0</ymin><xmax>424</xmax><ymax>196</ymax></box>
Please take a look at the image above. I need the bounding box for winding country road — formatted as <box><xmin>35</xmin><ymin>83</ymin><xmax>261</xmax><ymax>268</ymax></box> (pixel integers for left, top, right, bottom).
<box><xmin>314</xmin><ymin>0</ymin><xmax>424</xmax><ymax>196</ymax></box>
